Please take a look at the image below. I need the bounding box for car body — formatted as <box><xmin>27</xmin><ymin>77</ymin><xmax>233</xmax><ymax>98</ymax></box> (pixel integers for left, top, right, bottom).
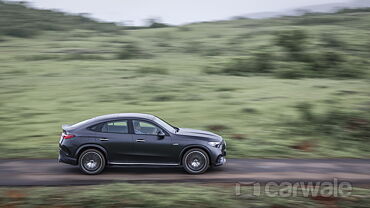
<box><xmin>59</xmin><ymin>113</ymin><xmax>226</xmax><ymax>174</ymax></box>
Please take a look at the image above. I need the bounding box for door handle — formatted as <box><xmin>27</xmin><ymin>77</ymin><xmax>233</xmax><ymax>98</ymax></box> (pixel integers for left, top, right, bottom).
<box><xmin>100</xmin><ymin>138</ymin><xmax>109</xmax><ymax>141</ymax></box>
<box><xmin>136</xmin><ymin>139</ymin><xmax>145</xmax><ymax>142</ymax></box>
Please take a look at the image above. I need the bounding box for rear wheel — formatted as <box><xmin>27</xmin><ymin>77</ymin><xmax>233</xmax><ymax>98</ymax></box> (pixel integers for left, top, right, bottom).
<box><xmin>182</xmin><ymin>148</ymin><xmax>209</xmax><ymax>174</ymax></box>
<box><xmin>79</xmin><ymin>149</ymin><xmax>105</xmax><ymax>175</ymax></box>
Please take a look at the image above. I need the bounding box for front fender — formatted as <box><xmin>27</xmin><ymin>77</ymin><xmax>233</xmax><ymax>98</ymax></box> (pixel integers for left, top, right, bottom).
<box><xmin>178</xmin><ymin>144</ymin><xmax>213</xmax><ymax>164</ymax></box>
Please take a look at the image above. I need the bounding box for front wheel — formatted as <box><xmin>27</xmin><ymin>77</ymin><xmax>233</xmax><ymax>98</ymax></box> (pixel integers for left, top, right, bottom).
<box><xmin>79</xmin><ymin>149</ymin><xmax>106</xmax><ymax>175</ymax></box>
<box><xmin>182</xmin><ymin>148</ymin><xmax>209</xmax><ymax>174</ymax></box>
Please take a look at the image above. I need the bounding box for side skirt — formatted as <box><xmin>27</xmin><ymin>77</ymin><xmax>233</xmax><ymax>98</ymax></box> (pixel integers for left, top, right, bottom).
<box><xmin>108</xmin><ymin>162</ymin><xmax>180</xmax><ymax>166</ymax></box>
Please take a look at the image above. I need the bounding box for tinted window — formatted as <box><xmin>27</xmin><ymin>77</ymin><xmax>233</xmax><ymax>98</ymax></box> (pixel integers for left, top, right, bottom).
<box><xmin>133</xmin><ymin>120</ymin><xmax>162</xmax><ymax>135</ymax></box>
<box><xmin>101</xmin><ymin>120</ymin><xmax>128</xmax><ymax>134</ymax></box>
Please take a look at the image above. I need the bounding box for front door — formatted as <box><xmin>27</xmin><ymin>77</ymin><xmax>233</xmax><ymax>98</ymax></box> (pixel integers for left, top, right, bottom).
<box><xmin>131</xmin><ymin>120</ymin><xmax>176</xmax><ymax>164</ymax></box>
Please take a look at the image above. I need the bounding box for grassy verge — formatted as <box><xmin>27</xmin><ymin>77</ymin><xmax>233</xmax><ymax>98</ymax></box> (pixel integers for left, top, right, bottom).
<box><xmin>1</xmin><ymin>183</ymin><xmax>370</xmax><ymax>207</ymax></box>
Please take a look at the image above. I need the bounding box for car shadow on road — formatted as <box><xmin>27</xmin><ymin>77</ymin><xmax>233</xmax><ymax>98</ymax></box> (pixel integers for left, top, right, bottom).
<box><xmin>60</xmin><ymin>165</ymin><xmax>226</xmax><ymax>175</ymax></box>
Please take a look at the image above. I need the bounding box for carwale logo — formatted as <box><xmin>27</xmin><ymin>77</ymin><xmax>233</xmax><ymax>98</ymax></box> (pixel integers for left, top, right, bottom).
<box><xmin>235</xmin><ymin>178</ymin><xmax>352</xmax><ymax>198</ymax></box>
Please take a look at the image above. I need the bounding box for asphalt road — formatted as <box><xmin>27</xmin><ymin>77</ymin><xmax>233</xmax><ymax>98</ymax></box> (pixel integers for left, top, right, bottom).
<box><xmin>0</xmin><ymin>159</ymin><xmax>370</xmax><ymax>186</ymax></box>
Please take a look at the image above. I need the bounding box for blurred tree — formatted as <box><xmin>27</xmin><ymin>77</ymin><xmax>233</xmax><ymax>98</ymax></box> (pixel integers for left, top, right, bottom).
<box><xmin>321</xmin><ymin>34</ymin><xmax>346</xmax><ymax>49</ymax></box>
<box><xmin>117</xmin><ymin>43</ymin><xmax>143</xmax><ymax>59</ymax></box>
<box><xmin>275</xmin><ymin>29</ymin><xmax>308</xmax><ymax>61</ymax></box>
<box><xmin>145</xmin><ymin>18</ymin><xmax>170</xmax><ymax>28</ymax></box>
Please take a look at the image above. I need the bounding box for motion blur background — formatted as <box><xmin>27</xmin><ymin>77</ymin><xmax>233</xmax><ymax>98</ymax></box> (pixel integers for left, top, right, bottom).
<box><xmin>0</xmin><ymin>0</ymin><xmax>369</xmax><ymax>207</ymax></box>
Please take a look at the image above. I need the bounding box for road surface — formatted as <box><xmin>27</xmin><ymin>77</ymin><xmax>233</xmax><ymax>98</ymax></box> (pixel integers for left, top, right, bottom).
<box><xmin>0</xmin><ymin>159</ymin><xmax>369</xmax><ymax>186</ymax></box>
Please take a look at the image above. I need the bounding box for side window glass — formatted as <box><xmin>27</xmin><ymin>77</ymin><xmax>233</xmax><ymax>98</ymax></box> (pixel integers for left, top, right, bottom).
<box><xmin>133</xmin><ymin>120</ymin><xmax>162</xmax><ymax>135</ymax></box>
<box><xmin>102</xmin><ymin>120</ymin><xmax>128</xmax><ymax>134</ymax></box>
<box><xmin>89</xmin><ymin>123</ymin><xmax>103</xmax><ymax>132</ymax></box>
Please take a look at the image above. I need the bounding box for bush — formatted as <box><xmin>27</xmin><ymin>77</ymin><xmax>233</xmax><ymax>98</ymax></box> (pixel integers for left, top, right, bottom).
<box><xmin>151</xmin><ymin>95</ymin><xmax>175</xmax><ymax>102</ymax></box>
<box><xmin>221</xmin><ymin>51</ymin><xmax>274</xmax><ymax>76</ymax></box>
<box><xmin>0</xmin><ymin>1</ymin><xmax>122</xmax><ymax>38</ymax></box>
<box><xmin>275</xmin><ymin>29</ymin><xmax>308</xmax><ymax>54</ymax></box>
<box><xmin>289</xmin><ymin>103</ymin><xmax>370</xmax><ymax>142</ymax></box>
<box><xmin>295</xmin><ymin>102</ymin><xmax>315</xmax><ymax>122</ymax></box>
<box><xmin>117</xmin><ymin>43</ymin><xmax>146</xmax><ymax>59</ymax></box>
<box><xmin>272</xmin><ymin>29</ymin><xmax>367</xmax><ymax>79</ymax></box>
<box><xmin>321</xmin><ymin>34</ymin><xmax>346</xmax><ymax>49</ymax></box>
<box><xmin>308</xmin><ymin>51</ymin><xmax>365</xmax><ymax>78</ymax></box>
<box><xmin>241</xmin><ymin>107</ymin><xmax>258</xmax><ymax>114</ymax></box>
<box><xmin>3</xmin><ymin>27</ymin><xmax>39</xmax><ymax>38</ymax></box>
<box><xmin>253</xmin><ymin>51</ymin><xmax>274</xmax><ymax>73</ymax></box>
<box><xmin>34</xmin><ymin>23</ymin><xmax>63</xmax><ymax>31</ymax></box>
<box><xmin>221</xmin><ymin>57</ymin><xmax>255</xmax><ymax>75</ymax></box>
<box><xmin>149</xmin><ymin>22</ymin><xmax>170</xmax><ymax>28</ymax></box>
<box><xmin>145</xmin><ymin>18</ymin><xmax>170</xmax><ymax>28</ymax></box>
<box><xmin>294</xmin><ymin>16</ymin><xmax>357</xmax><ymax>25</ymax></box>
<box><xmin>329</xmin><ymin>56</ymin><xmax>367</xmax><ymax>78</ymax></box>
<box><xmin>315</xmin><ymin>50</ymin><xmax>344</xmax><ymax>70</ymax></box>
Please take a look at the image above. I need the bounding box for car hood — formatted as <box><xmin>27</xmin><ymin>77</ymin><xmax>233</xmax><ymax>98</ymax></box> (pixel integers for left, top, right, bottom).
<box><xmin>176</xmin><ymin>128</ymin><xmax>222</xmax><ymax>141</ymax></box>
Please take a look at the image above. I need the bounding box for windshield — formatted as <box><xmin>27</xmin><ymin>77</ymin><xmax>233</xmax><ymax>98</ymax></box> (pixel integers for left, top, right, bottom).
<box><xmin>153</xmin><ymin>116</ymin><xmax>177</xmax><ymax>133</ymax></box>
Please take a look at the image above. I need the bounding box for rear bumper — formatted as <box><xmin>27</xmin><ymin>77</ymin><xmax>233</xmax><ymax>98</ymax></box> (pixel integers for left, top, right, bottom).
<box><xmin>58</xmin><ymin>149</ymin><xmax>77</xmax><ymax>165</ymax></box>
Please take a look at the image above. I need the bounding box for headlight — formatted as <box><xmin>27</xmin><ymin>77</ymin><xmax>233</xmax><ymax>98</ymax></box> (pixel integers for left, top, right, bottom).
<box><xmin>208</xmin><ymin>141</ymin><xmax>221</xmax><ymax>148</ymax></box>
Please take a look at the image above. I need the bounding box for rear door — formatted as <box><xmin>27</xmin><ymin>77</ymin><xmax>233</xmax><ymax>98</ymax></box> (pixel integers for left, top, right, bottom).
<box><xmin>131</xmin><ymin>119</ymin><xmax>176</xmax><ymax>164</ymax></box>
<box><xmin>93</xmin><ymin>120</ymin><xmax>135</xmax><ymax>163</ymax></box>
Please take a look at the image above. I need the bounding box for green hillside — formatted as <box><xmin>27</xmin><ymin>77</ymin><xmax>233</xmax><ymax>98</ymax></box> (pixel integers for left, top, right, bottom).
<box><xmin>0</xmin><ymin>1</ymin><xmax>369</xmax><ymax>158</ymax></box>
<box><xmin>0</xmin><ymin>1</ymin><xmax>121</xmax><ymax>37</ymax></box>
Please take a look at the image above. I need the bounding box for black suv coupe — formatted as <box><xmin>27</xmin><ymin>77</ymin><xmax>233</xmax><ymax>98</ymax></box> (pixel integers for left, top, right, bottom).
<box><xmin>59</xmin><ymin>113</ymin><xmax>226</xmax><ymax>174</ymax></box>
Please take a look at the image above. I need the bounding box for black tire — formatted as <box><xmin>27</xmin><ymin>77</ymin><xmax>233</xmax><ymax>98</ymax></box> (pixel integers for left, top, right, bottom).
<box><xmin>182</xmin><ymin>148</ymin><xmax>209</xmax><ymax>174</ymax></box>
<box><xmin>78</xmin><ymin>149</ymin><xmax>106</xmax><ymax>175</ymax></box>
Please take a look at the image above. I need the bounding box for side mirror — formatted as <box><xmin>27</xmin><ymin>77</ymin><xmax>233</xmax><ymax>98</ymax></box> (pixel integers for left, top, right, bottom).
<box><xmin>157</xmin><ymin>130</ymin><xmax>165</xmax><ymax>138</ymax></box>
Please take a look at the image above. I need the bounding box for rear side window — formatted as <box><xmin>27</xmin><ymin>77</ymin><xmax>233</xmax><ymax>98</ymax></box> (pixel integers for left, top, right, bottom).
<box><xmin>89</xmin><ymin>123</ymin><xmax>104</xmax><ymax>132</ymax></box>
<box><xmin>89</xmin><ymin>120</ymin><xmax>128</xmax><ymax>134</ymax></box>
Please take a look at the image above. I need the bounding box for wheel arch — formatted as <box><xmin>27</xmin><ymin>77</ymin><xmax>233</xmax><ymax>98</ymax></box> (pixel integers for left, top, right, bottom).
<box><xmin>75</xmin><ymin>144</ymin><xmax>108</xmax><ymax>164</ymax></box>
<box><xmin>178</xmin><ymin>145</ymin><xmax>211</xmax><ymax>165</ymax></box>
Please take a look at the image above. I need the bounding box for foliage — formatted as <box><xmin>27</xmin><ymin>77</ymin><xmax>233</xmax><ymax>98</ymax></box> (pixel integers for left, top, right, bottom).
<box><xmin>117</xmin><ymin>43</ymin><xmax>148</xmax><ymax>59</ymax></box>
<box><xmin>221</xmin><ymin>51</ymin><xmax>274</xmax><ymax>75</ymax></box>
<box><xmin>0</xmin><ymin>1</ymin><xmax>120</xmax><ymax>38</ymax></box>
<box><xmin>145</xmin><ymin>18</ymin><xmax>171</xmax><ymax>28</ymax></box>
<box><xmin>275</xmin><ymin>29</ymin><xmax>308</xmax><ymax>55</ymax></box>
<box><xmin>3</xmin><ymin>183</ymin><xmax>370</xmax><ymax>208</ymax></box>
<box><xmin>289</xmin><ymin>103</ymin><xmax>370</xmax><ymax>142</ymax></box>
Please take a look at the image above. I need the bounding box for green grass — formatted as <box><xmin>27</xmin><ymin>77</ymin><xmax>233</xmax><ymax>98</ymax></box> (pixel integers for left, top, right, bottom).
<box><xmin>1</xmin><ymin>183</ymin><xmax>370</xmax><ymax>208</ymax></box>
<box><xmin>0</xmin><ymin>5</ymin><xmax>369</xmax><ymax>159</ymax></box>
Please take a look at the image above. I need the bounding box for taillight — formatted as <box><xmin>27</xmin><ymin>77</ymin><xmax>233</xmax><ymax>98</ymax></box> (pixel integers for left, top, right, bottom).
<box><xmin>63</xmin><ymin>134</ymin><xmax>76</xmax><ymax>139</ymax></box>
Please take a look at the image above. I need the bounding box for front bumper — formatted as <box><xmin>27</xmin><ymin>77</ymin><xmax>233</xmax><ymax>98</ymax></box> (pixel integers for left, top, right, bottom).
<box><xmin>212</xmin><ymin>140</ymin><xmax>227</xmax><ymax>166</ymax></box>
<box><xmin>215</xmin><ymin>155</ymin><xmax>226</xmax><ymax>166</ymax></box>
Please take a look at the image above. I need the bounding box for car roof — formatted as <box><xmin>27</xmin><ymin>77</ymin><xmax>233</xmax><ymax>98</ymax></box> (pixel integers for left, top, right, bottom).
<box><xmin>66</xmin><ymin>113</ymin><xmax>156</xmax><ymax>130</ymax></box>
<box><xmin>93</xmin><ymin>113</ymin><xmax>155</xmax><ymax>121</ymax></box>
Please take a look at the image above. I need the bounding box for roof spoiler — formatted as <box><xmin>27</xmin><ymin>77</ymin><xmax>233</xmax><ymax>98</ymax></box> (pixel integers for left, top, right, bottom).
<box><xmin>62</xmin><ymin>124</ymin><xmax>72</xmax><ymax>131</ymax></box>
